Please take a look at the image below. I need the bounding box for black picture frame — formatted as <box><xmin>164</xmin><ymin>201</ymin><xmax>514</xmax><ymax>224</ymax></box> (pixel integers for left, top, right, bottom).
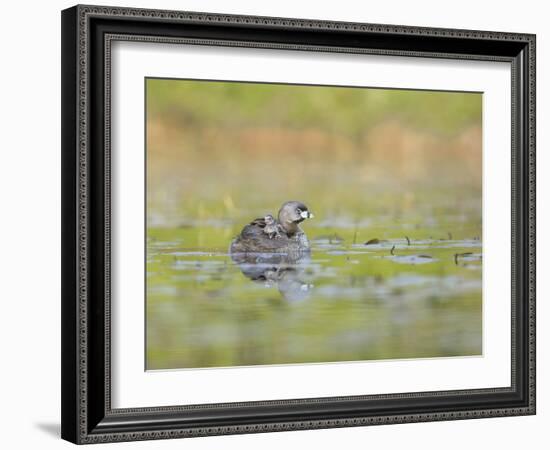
<box><xmin>61</xmin><ymin>4</ymin><xmax>536</xmax><ymax>444</ymax></box>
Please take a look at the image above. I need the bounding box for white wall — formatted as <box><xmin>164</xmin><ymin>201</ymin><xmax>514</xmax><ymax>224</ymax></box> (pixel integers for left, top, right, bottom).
<box><xmin>0</xmin><ymin>0</ymin><xmax>545</xmax><ymax>448</ymax></box>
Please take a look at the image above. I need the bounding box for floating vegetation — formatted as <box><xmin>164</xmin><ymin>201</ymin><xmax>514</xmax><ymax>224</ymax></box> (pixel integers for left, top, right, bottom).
<box><xmin>365</xmin><ymin>238</ymin><xmax>381</xmax><ymax>245</ymax></box>
<box><xmin>454</xmin><ymin>252</ymin><xmax>473</xmax><ymax>265</ymax></box>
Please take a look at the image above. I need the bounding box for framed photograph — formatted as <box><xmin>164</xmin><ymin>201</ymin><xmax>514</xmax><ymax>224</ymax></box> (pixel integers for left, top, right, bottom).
<box><xmin>61</xmin><ymin>4</ymin><xmax>536</xmax><ymax>444</ymax></box>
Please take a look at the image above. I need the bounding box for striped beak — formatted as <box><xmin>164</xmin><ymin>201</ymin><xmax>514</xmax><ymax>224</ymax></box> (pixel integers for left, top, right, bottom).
<box><xmin>300</xmin><ymin>210</ymin><xmax>314</xmax><ymax>219</ymax></box>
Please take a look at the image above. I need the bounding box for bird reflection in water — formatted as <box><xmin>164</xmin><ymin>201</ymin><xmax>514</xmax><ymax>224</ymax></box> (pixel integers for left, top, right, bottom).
<box><xmin>230</xmin><ymin>251</ymin><xmax>313</xmax><ymax>302</ymax></box>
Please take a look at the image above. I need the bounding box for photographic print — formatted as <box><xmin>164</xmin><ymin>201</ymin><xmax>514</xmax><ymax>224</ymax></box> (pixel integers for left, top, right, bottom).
<box><xmin>145</xmin><ymin>78</ymin><xmax>483</xmax><ymax>370</ymax></box>
<box><xmin>61</xmin><ymin>8</ymin><xmax>536</xmax><ymax>442</ymax></box>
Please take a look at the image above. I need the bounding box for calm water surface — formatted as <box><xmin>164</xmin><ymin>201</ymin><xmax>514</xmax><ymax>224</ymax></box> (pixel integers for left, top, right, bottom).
<box><xmin>146</xmin><ymin>214</ymin><xmax>482</xmax><ymax>370</ymax></box>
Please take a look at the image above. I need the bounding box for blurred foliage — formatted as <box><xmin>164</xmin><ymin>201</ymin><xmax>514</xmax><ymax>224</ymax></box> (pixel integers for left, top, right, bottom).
<box><xmin>147</xmin><ymin>78</ymin><xmax>481</xmax><ymax>136</ymax></box>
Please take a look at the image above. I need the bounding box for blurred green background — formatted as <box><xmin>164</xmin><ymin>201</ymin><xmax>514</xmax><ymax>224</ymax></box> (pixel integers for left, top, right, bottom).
<box><xmin>146</xmin><ymin>78</ymin><xmax>482</xmax><ymax>370</ymax></box>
